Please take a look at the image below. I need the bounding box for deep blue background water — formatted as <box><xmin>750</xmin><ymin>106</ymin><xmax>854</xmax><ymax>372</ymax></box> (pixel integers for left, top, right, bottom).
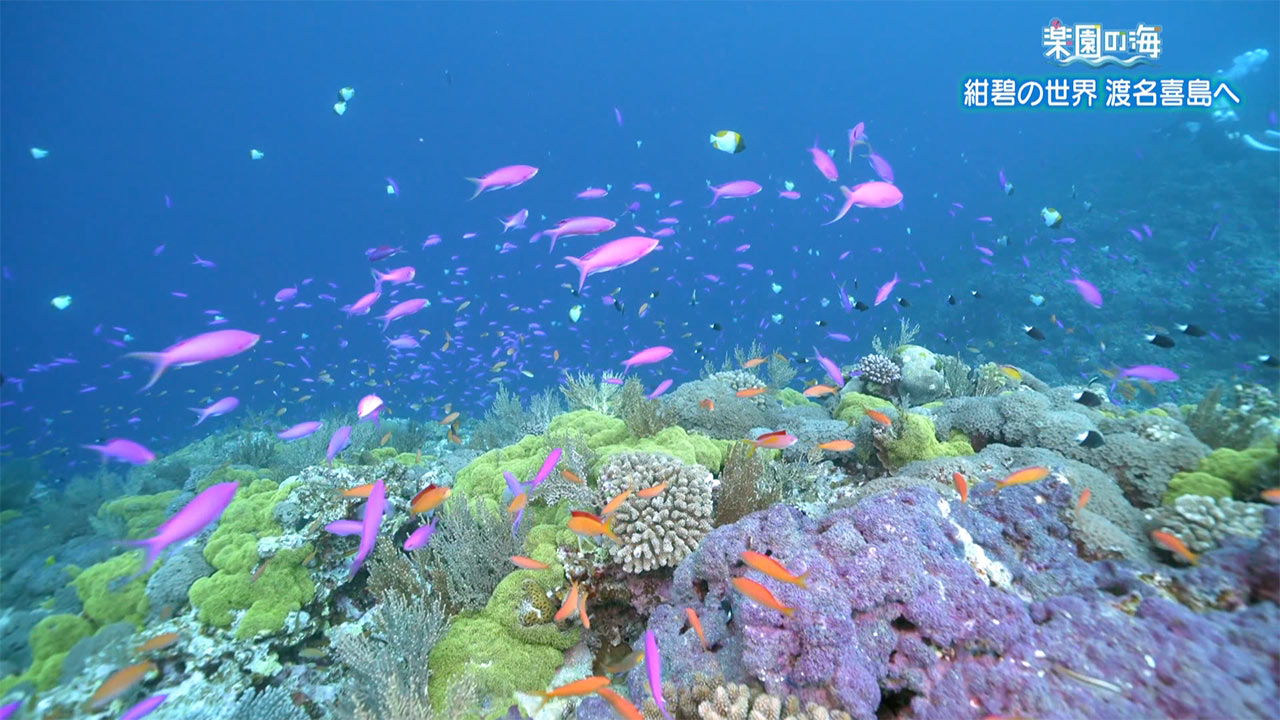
<box><xmin>3</xmin><ymin>2</ymin><xmax>1277</xmax><ymax>472</ymax></box>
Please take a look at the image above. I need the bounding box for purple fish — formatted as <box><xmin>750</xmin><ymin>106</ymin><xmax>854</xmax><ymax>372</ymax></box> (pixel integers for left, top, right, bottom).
<box><xmin>366</xmin><ymin>245</ymin><xmax>403</xmax><ymax>262</ymax></box>
<box><xmin>343</xmin><ymin>289</ymin><xmax>382</xmax><ymax>316</ymax></box>
<box><xmin>130</xmin><ymin>481</ymin><xmax>238</xmax><ymax>571</ymax></box>
<box><xmin>327</xmin><ymin>425</ymin><xmax>353</xmax><ymax>465</ymax></box>
<box><xmin>847</xmin><ymin>122</ymin><xmax>867</xmax><ymax>161</ymax></box>
<box><xmin>874</xmin><ymin>272</ymin><xmax>899</xmax><ymax>306</ymax></box>
<box><xmin>377</xmin><ymin>298</ymin><xmax>429</xmax><ymax>331</ymax></box>
<box><xmin>644</xmin><ymin>630</ymin><xmax>671</xmax><ymax>720</ymax></box>
<box><xmin>813</xmin><ymin>346</ymin><xmax>845</xmax><ymax>387</ymax></box>
<box><xmin>504</xmin><ymin>470</ymin><xmax>524</xmax><ymax>497</ymax></box>
<box><xmin>120</xmin><ymin>694</ymin><xmax>168</xmax><ymax>720</ymax></box>
<box><xmin>83</xmin><ymin>438</ymin><xmax>155</xmax><ymax>465</ymax></box>
<box><xmin>387</xmin><ymin>334</ymin><xmax>420</xmax><ymax>350</ymax></box>
<box><xmin>576</xmin><ymin>187</ymin><xmax>609</xmax><ymax>199</ymax></box>
<box><xmin>0</xmin><ymin>701</ymin><xmax>19</xmax><ymax>720</ymax></box>
<box><xmin>403</xmin><ymin>514</ymin><xmax>439</xmax><ymax>551</ymax></box>
<box><xmin>278</xmin><ymin>421</ymin><xmax>322</xmax><ymax>441</ymax></box>
<box><xmin>466</xmin><ymin>164</ymin><xmax>539</xmax><ymax>199</ymax></box>
<box><xmin>1066</xmin><ymin>276</ymin><xmax>1103</xmax><ymax>308</ymax></box>
<box><xmin>348</xmin><ymin>479</ymin><xmax>385</xmax><ymax>577</ymax></box>
<box><xmin>531</xmin><ymin>448</ymin><xmax>562</xmax><ymax>490</ymax></box>
<box><xmin>125</xmin><ymin>329</ymin><xmax>260</xmax><ymax>391</ymax></box>
<box><xmin>190</xmin><ymin>396</ymin><xmax>239</xmax><ymax>425</ymax></box>
<box><xmin>622</xmin><ymin>346</ymin><xmax>673</xmax><ymax>371</ymax></box>
<box><xmin>373</xmin><ymin>266</ymin><xmax>416</xmax><ymax>286</ymax></box>
<box><xmin>543</xmin><ymin>216</ymin><xmax>616</xmax><ymax>251</ymax></box>
<box><xmin>500</xmin><ymin>208</ymin><xmax>529</xmax><ymax>232</ymax></box>
<box><xmin>648</xmin><ymin>378</ymin><xmax>673</xmax><ymax>399</ymax></box>
<box><xmin>706</xmin><ymin>180</ymin><xmax>762</xmax><ymax>207</ymax></box>
<box><xmin>1120</xmin><ymin>365</ymin><xmax>1179</xmax><ymax>383</ymax></box>
<box><xmin>564</xmin><ymin>236</ymin><xmax>660</xmax><ymax>292</ymax></box>
<box><xmin>274</xmin><ymin>286</ymin><xmax>298</xmax><ymax>303</ymax></box>
<box><xmin>868</xmin><ymin>152</ymin><xmax>894</xmax><ymax>183</ymax></box>
<box><xmin>808</xmin><ymin>137</ymin><xmax>838</xmax><ymax>182</ymax></box>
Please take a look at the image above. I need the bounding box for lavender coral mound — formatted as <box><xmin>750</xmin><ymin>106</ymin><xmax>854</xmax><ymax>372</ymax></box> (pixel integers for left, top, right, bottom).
<box><xmin>634</xmin><ymin>483</ymin><xmax>1279</xmax><ymax>720</ymax></box>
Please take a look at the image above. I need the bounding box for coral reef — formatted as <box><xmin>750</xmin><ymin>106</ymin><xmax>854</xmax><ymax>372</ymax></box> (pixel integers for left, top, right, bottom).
<box><xmin>598</xmin><ymin>452</ymin><xmax>714</xmax><ymax>574</ymax></box>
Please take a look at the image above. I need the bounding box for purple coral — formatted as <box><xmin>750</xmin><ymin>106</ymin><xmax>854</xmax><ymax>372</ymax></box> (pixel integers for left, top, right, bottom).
<box><xmin>854</xmin><ymin>354</ymin><xmax>901</xmax><ymax>387</ymax></box>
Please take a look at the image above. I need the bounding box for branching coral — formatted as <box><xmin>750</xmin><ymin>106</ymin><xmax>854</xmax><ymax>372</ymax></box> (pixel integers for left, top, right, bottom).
<box><xmin>598</xmin><ymin>452</ymin><xmax>714</xmax><ymax>573</ymax></box>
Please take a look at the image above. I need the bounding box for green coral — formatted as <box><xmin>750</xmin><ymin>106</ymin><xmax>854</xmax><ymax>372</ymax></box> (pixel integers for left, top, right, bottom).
<box><xmin>72</xmin><ymin>553</ymin><xmax>151</xmax><ymax>628</ymax></box>
<box><xmin>197</xmin><ymin>465</ymin><xmax>263</xmax><ymax>493</ymax></box>
<box><xmin>777</xmin><ymin>388</ymin><xmax>813</xmax><ymax>408</ymax></box>
<box><xmin>834</xmin><ymin>392</ymin><xmax>894</xmax><ymax>424</ymax></box>
<box><xmin>394</xmin><ymin>452</ymin><xmax>420</xmax><ymax>466</ymax></box>
<box><xmin>1198</xmin><ymin>446</ymin><xmax>1277</xmax><ymax>497</ymax></box>
<box><xmin>187</xmin><ymin>478</ymin><xmax>314</xmax><ymax>639</ymax></box>
<box><xmin>428</xmin><ymin>526</ymin><xmax>576</xmax><ymax>718</ymax></box>
<box><xmin>97</xmin><ymin>490</ymin><xmax>181</xmax><ymax>540</ymax></box>
<box><xmin>22</xmin><ymin>614</ymin><xmax>93</xmax><ymax>690</ymax></box>
<box><xmin>881</xmin><ymin>413</ymin><xmax>974</xmax><ymax>469</ymax></box>
<box><xmin>1164</xmin><ymin>472</ymin><xmax>1233</xmax><ymax>504</ymax></box>
<box><xmin>369</xmin><ymin>446</ymin><xmax>400</xmax><ymax>463</ymax></box>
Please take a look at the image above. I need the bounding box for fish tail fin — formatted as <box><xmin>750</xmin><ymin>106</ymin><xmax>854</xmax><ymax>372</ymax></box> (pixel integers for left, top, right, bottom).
<box><xmin>123</xmin><ymin>536</ymin><xmax>165</xmax><ymax>576</ymax></box>
<box><xmin>123</xmin><ymin>352</ymin><xmax>169</xmax><ymax>391</ymax></box>
<box><xmin>797</xmin><ymin>572</ymin><xmax>811</xmax><ymax>589</ymax></box>
<box><xmin>746</xmin><ymin>443</ymin><xmax>758</xmax><ymax>459</ymax></box>
<box><xmin>780</xmin><ymin>606</ymin><xmax>795</xmax><ymax>617</ymax></box>
<box><xmin>369</xmin><ymin>268</ymin><xmax>384</xmax><ymax>289</ymax></box>
<box><xmin>464</xmin><ymin>177</ymin><xmax>485</xmax><ymax>200</ymax></box>
<box><xmin>189</xmin><ymin>408</ymin><xmax>206</xmax><ymax>426</ymax></box>
<box><xmin>563</xmin><ymin>256</ymin><xmax>586</xmax><ymax>293</ymax></box>
<box><xmin>545</xmin><ymin>230</ymin><xmax>557</xmax><ymax>252</ymax></box>
<box><xmin>603</xmin><ymin>516</ymin><xmax>622</xmax><ymax>545</ymax></box>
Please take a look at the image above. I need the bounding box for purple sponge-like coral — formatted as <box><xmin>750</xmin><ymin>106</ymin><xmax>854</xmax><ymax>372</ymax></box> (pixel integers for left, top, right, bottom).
<box><xmin>634</xmin><ymin>482</ymin><xmax>1279</xmax><ymax>720</ymax></box>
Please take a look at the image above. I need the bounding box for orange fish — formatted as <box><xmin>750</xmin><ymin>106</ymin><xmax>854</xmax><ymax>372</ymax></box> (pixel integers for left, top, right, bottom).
<box><xmin>595</xmin><ymin>687</ymin><xmax>643</xmax><ymax>720</ymax></box>
<box><xmin>1076</xmin><ymin>488</ymin><xmax>1092</xmax><ymax>510</ymax></box>
<box><xmin>996</xmin><ymin>466</ymin><xmax>1051</xmax><ymax>490</ymax></box>
<box><xmin>411</xmin><ymin>484</ymin><xmax>451</xmax><ymax>513</ymax></box>
<box><xmin>865</xmin><ymin>409</ymin><xmax>892</xmax><ymax>426</ymax></box>
<box><xmin>749</xmin><ymin>430</ymin><xmax>798</xmax><ymax>455</ymax></box>
<box><xmin>136</xmin><ymin>632</ymin><xmax>180</xmax><ymax>654</ymax></box>
<box><xmin>636</xmin><ymin>482</ymin><xmax>668</xmax><ymax>499</ymax></box>
<box><xmin>602</xmin><ymin>488</ymin><xmax>632</xmax><ymax>516</ymax></box>
<box><xmin>699</xmin><ymin>397</ymin><xmax>716</xmax><ymax>411</ymax></box>
<box><xmin>568</xmin><ymin>511</ymin><xmax>622</xmax><ymax>544</ymax></box>
<box><xmin>553</xmin><ymin>349</ymin><xmax>560</xmax><ymax>363</ymax></box>
<box><xmin>578</xmin><ymin>589</ymin><xmax>591</xmax><ymax>629</ymax></box>
<box><xmin>511</xmin><ymin>555</ymin><xmax>549</xmax><ymax>570</ymax></box>
<box><xmin>439</xmin><ymin>411</ymin><xmax>460</xmax><ymax>425</ymax></box>
<box><xmin>803</xmin><ymin>384</ymin><xmax>837</xmax><ymax>397</ymax></box>
<box><xmin>448</xmin><ymin>429</ymin><xmax>462</xmax><ymax>444</ymax></box>
<box><xmin>508</xmin><ymin>492</ymin><xmax>528</xmax><ymax>514</ymax></box>
<box><xmin>817</xmin><ymin>439</ymin><xmax>854</xmax><ymax>452</ymax></box>
<box><xmin>742</xmin><ymin>357</ymin><xmax>767</xmax><ymax>369</ymax></box>
<box><xmin>1151</xmin><ymin>530</ymin><xmax>1199</xmax><ymax>565</ymax></box>
<box><xmin>1261</xmin><ymin>488</ymin><xmax>1280</xmax><ymax>504</ymax></box>
<box><xmin>341</xmin><ymin>482</ymin><xmax>377</xmax><ymax>498</ymax></box>
<box><xmin>741</xmin><ymin>550</ymin><xmax>809</xmax><ymax>588</ymax></box>
<box><xmin>561</xmin><ymin>468</ymin><xmax>583</xmax><ymax>484</ymax></box>
<box><xmin>87</xmin><ymin>661</ymin><xmax>156</xmax><ymax>710</ymax></box>
<box><xmin>379</xmin><ymin>431</ymin><xmax>392</xmax><ymax>446</ymax></box>
<box><xmin>554</xmin><ymin>581</ymin><xmax>580</xmax><ymax>623</ymax></box>
<box><xmin>601</xmin><ymin>649</ymin><xmax>645</xmax><ymax>674</ymax></box>
<box><xmin>953</xmin><ymin>472</ymin><xmax>969</xmax><ymax>503</ymax></box>
<box><xmin>736</xmin><ymin>387</ymin><xmax>768</xmax><ymax>398</ymax></box>
<box><xmin>731</xmin><ymin>577</ymin><xmax>794</xmax><ymax>616</ymax></box>
<box><xmin>535</xmin><ymin>675</ymin><xmax>609</xmax><ymax>710</ymax></box>
<box><xmin>685</xmin><ymin>607</ymin><xmax>708</xmax><ymax>649</ymax></box>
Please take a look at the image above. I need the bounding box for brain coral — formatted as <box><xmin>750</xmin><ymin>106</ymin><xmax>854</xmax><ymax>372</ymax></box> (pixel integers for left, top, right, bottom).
<box><xmin>598</xmin><ymin>451</ymin><xmax>714</xmax><ymax>573</ymax></box>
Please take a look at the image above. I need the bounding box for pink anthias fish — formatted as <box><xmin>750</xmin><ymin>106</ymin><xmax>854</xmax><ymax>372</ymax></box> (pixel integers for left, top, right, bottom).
<box><xmin>83</xmin><ymin>438</ymin><xmax>156</xmax><ymax>465</ymax></box>
<box><xmin>343</xmin><ymin>290</ymin><xmax>382</xmax><ymax>316</ymax></box>
<box><xmin>874</xmin><ymin>272</ymin><xmax>900</xmax><ymax>306</ymax></box>
<box><xmin>500</xmin><ymin>208</ymin><xmax>529</xmax><ymax>232</ymax></box>
<box><xmin>372</xmin><ymin>266</ymin><xmax>415</xmax><ymax>286</ymax></box>
<box><xmin>190</xmin><ymin>396</ymin><xmax>239</xmax><ymax>426</ymax></box>
<box><xmin>577</xmin><ymin>187</ymin><xmax>609</xmax><ymax>199</ymax></box>
<box><xmin>622</xmin><ymin>346</ymin><xmax>673</xmax><ymax>371</ymax></box>
<box><xmin>543</xmin><ymin>216</ymin><xmax>617</xmax><ymax>251</ymax></box>
<box><xmin>645</xmin><ymin>630</ymin><xmax>672</xmax><ymax>720</ymax></box>
<box><xmin>706</xmin><ymin>180</ymin><xmax>762</xmax><ymax>207</ymax></box>
<box><xmin>125</xmin><ymin>329</ymin><xmax>260</xmax><ymax>391</ymax></box>
<box><xmin>403</xmin><ymin>514</ymin><xmax>439</xmax><ymax>551</ymax></box>
<box><xmin>1066</xmin><ymin>276</ymin><xmax>1103</xmax><ymax>308</ymax></box>
<box><xmin>530</xmin><ymin>447</ymin><xmax>562</xmax><ymax>490</ymax></box>
<box><xmin>847</xmin><ymin>122</ymin><xmax>867</xmax><ymax>162</ymax></box>
<box><xmin>387</xmin><ymin>334</ymin><xmax>420</xmax><ymax>350</ymax></box>
<box><xmin>564</xmin><ymin>236</ymin><xmax>660</xmax><ymax>292</ymax></box>
<box><xmin>808</xmin><ymin>137</ymin><xmax>838</xmax><ymax>181</ymax></box>
<box><xmin>813</xmin><ymin>347</ymin><xmax>844</xmax><ymax>387</ymax></box>
<box><xmin>648</xmin><ymin>378</ymin><xmax>674</xmax><ymax>399</ymax></box>
<box><xmin>357</xmin><ymin>394</ymin><xmax>384</xmax><ymax>422</ymax></box>
<box><xmin>823</xmin><ymin>181</ymin><xmax>904</xmax><ymax>225</ymax></box>
<box><xmin>326</xmin><ymin>478</ymin><xmax>386</xmax><ymax>578</ymax></box>
<box><xmin>867</xmin><ymin>152</ymin><xmax>894</xmax><ymax>183</ymax></box>
<box><xmin>778</xmin><ymin>190</ymin><xmax>801</xmax><ymax>200</ymax></box>
<box><xmin>377</xmin><ymin>298</ymin><xmax>429</xmax><ymax>331</ymax></box>
<box><xmin>120</xmin><ymin>694</ymin><xmax>167</xmax><ymax>720</ymax></box>
<box><xmin>273</xmin><ymin>286</ymin><xmax>298</xmax><ymax>303</ymax></box>
<box><xmin>1120</xmin><ymin>365</ymin><xmax>1179</xmax><ymax>383</ymax></box>
<box><xmin>277</xmin><ymin>420</ymin><xmax>322</xmax><ymax>441</ymax></box>
<box><xmin>130</xmin><ymin>481</ymin><xmax>238</xmax><ymax>571</ymax></box>
<box><xmin>465</xmin><ymin>164</ymin><xmax>538</xmax><ymax>199</ymax></box>
<box><xmin>326</xmin><ymin>425</ymin><xmax>353</xmax><ymax>465</ymax></box>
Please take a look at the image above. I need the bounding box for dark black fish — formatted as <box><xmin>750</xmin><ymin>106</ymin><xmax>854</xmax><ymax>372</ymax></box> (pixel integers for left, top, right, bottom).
<box><xmin>650</xmin><ymin>290</ymin><xmax>661</xmax><ymax>299</ymax></box>
<box><xmin>1074</xmin><ymin>390</ymin><xmax>1103</xmax><ymax>407</ymax></box>
<box><xmin>1076</xmin><ymin>430</ymin><xmax>1105</xmax><ymax>448</ymax></box>
<box><xmin>1024</xmin><ymin>325</ymin><xmax>1045</xmax><ymax>340</ymax></box>
<box><xmin>947</xmin><ymin>295</ymin><xmax>957</xmax><ymax>305</ymax></box>
<box><xmin>897</xmin><ymin>297</ymin><xmax>910</xmax><ymax>308</ymax></box>
<box><xmin>1176</xmin><ymin>323</ymin><xmax>1206</xmax><ymax>337</ymax></box>
<box><xmin>1260</xmin><ymin>355</ymin><xmax>1280</xmax><ymax>368</ymax></box>
<box><xmin>612</xmin><ymin>299</ymin><xmax>625</xmax><ymax>314</ymax></box>
<box><xmin>721</xmin><ymin>597</ymin><xmax>734</xmax><ymax>626</ymax></box>
<box><xmin>709</xmin><ymin>322</ymin><xmax>722</xmax><ymax>331</ymax></box>
<box><xmin>970</xmin><ymin>290</ymin><xmax>983</xmax><ymax>299</ymax></box>
<box><xmin>1146</xmin><ymin>333</ymin><xmax>1175</xmax><ymax>349</ymax></box>
<box><xmin>853</xmin><ymin>300</ymin><xmax>870</xmax><ymax>311</ymax></box>
<box><xmin>815</xmin><ymin>319</ymin><xmax>827</xmax><ymax>327</ymax></box>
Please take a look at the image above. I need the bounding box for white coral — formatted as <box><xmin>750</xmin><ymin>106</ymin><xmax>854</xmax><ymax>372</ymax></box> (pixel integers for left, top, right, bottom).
<box><xmin>598</xmin><ymin>452</ymin><xmax>714</xmax><ymax>573</ymax></box>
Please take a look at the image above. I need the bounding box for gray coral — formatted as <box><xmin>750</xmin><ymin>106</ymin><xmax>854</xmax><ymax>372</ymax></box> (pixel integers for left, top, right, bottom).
<box><xmin>854</xmin><ymin>353</ymin><xmax>900</xmax><ymax>385</ymax></box>
<box><xmin>598</xmin><ymin>452</ymin><xmax>714</xmax><ymax>573</ymax></box>
<box><xmin>1148</xmin><ymin>494</ymin><xmax>1266</xmax><ymax>555</ymax></box>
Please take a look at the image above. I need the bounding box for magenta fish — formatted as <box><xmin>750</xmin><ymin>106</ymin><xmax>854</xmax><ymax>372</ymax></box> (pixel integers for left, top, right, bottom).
<box><xmin>576</xmin><ymin>187</ymin><xmax>609</xmax><ymax>199</ymax></box>
<box><xmin>372</xmin><ymin>266</ymin><xmax>415</xmax><ymax>286</ymax></box>
<box><xmin>377</xmin><ymin>298</ymin><xmax>429</xmax><ymax>331</ymax></box>
<box><xmin>531</xmin><ymin>447</ymin><xmax>562</xmax><ymax>490</ymax></box>
<box><xmin>848</xmin><ymin>181</ymin><xmax>902</xmax><ymax>209</ymax></box>
<box><xmin>706</xmin><ymin>180</ymin><xmax>762</xmax><ymax>206</ymax></box>
<box><xmin>120</xmin><ymin>694</ymin><xmax>167</xmax><ymax>720</ymax></box>
<box><xmin>277</xmin><ymin>420</ymin><xmax>322</xmax><ymax>441</ymax></box>
<box><xmin>543</xmin><ymin>216</ymin><xmax>617</xmax><ymax>251</ymax></box>
<box><xmin>847</xmin><ymin>122</ymin><xmax>867</xmax><ymax>161</ymax></box>
<box><xmin>648</xmin><ymin>378</ymin><xmax>673</xmax><ymax>399</ymax></box>
<box><xmin>130</xmin><ymin>481</ymin><xmax>238</xmax><ymax>571</ymax></box>
<box><xmin>813</xmin><ymin>346</ymin><xmax>844</xmax><ymax>387</ymax></box>
<box><xmin>403</xmin><ymin>514</ymin><xmax>439</xmax><ymax>551</ymax></box>
<box><xmin>190</xmin><ymin>396</ymin><xmax>239</xmax><ymax>426</ymax></box>
<box><xmin>273</xmin><ymin>286</ymin><xmax>298</xmax><ymax>303</ymax></box>
<box><xmin>125</xmin><ymin>329</ymin><xmax>260</xmax><ymax>391</ymax></box>
<box><xmin>343</xmin><ymin>290</ymin><xmax>381</xmax><ymax>316</ymax></box>
<box><xmin>357</xmin><ymin>394</ymin><xmax>384</xmax><ymax>422</ymax></box>
<box><xmin>622</xmin><ymin>346</ymin><xmax>673</xmax><ymax>371</ymax></box>
<box><xmin>366</xmin><ymin>245</ymin><xmax>403</xmax><ymax>262</ymax></box>
<box><xmin>779</xmin><ymin>190</ymin><xmax>800</xmax><ymax>200</ymax></box>
<box><xmin>465</xmin><ymin>164</ymin><xmax>539</xmax><ymax>199</ymax></box>
<box><xmin>564</xmin><ymin>235</ymin><xmax>660</xmax><ymax>292</ymax></box>
<box><xmin>645</xmin><ymin>630</ymin><xmax>672</xmax><ymax>720</ymax></box>
<box><xmin>1120</xmin><ymin>365</ymin><xmax>1179</xmax><ymax>383</ymax></box>
<box><xmin>347</xmin><ymin>478</ymin><xmax>385</xmax><ymax>577</ymax></box>
<box><xmin>327</xmin><ymin>425</ymin><xmax>353</xmax><ymax>465</ymax></box>
<box><xmin>808</xmin><ymin>137</ymin><xmax>838</xmax><ymax>181</ymax></box>
<box><xmin>867</xmin><ymin>152</ymin><xmax>894</xmax><ymax>183</ymax></box>
<box><xmin>83</xmin><ymin>438</ymin><xmax>155</xmax><ymax>465</ymax></box>
<box><xmin>1066</xmin><ymin>276</ymin><xmax>1103</xmax><ymax>308</ymax></box>
<box><xmin>874</xmin><ymin>272</ymin><xmax>899</xmax><ymax>306</ymax></box>
<box><xmin>500</xmin><ymin>208</ymin><xmax>529</xmax><ymax>232</ymax></box>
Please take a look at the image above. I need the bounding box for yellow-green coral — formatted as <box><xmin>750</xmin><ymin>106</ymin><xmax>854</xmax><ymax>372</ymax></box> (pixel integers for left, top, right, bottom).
<box><xmin>834</xmin><ymin>392</ymin><xmax>894</xmax><ymax>424</ymax></box>
<box><xmin>187</xmin><ymin>478</ymin><xmax>314</xmax><ymax>639</ymax></box>
<box><xmin>1164</xmin><ymin>472</ymin><xmax>1232</xmax><ymax>504</ymax></box>
<box><xmin>97</xmin><ymin>490</ymin><xmax>181</xmax><ymax>540</ymax></box>
<box><xmin>72</xmin><ymin>553</ymin><xmax>152</xmax><ymax>628</ymax></box>
<box><xmin>20</xmin><ymin>614</ymin><xmax>92</xmax><ymax>690</ymax></box>
<box><xmin>881</xmin><ymin>414</ymin><xmax>974</xmax><ymax>469</ymax></box>
<box><xmin>1164</xmin><ymin>445</ymin><xmax>1278</xmax><ymax>503</ymax></box>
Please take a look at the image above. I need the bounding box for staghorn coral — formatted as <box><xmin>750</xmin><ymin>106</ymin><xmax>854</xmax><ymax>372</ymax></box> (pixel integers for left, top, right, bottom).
<box><xmin>472</xmin><ymin>385</ymin><xmax>562</xmax><ymax>451</ymax></box>
<box><xmin>936</xmin><ymin>354</ymin><xmax>974</xmax><ymax>398</ymax></box>
<box><xmin>870</xmin><ymin>318</ymin><xmax>919</xmax><ymax>357</ymax></box>
<box><xmin>229</xmin><ymin>430</ymin><xmax>277</xmax><ymax>467</ymax></box>
<box><xmin>598</xmin><ymin>452</ymin><xmax>714</xmax><ymax>573</ymax></box>
<box><xmin>562</xmin><ymin>371</ymin><xmax>625</xmax><ymax>415</ymax></box>
<box><xmin>423</xmin><ymin>498</ymin><xmax>527</xmax><ymax>614</ymax></box>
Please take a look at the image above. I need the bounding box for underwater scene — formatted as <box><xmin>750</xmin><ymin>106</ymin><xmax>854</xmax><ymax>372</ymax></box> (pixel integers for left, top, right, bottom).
<box><xmin>1</xmin><ymin>2</ymin><xmax>1278</xmax><ymax>719</ymax></box>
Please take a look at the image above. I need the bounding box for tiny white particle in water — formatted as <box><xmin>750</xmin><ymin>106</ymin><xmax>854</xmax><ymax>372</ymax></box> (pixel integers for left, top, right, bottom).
<box><xmin>1145</xmin><ymin>654</ymin><xmax>1156</xmax><ymax>668</ymax></box>
<box><xmin>1034</xmin><ymin>650</ymin><xmax>1046</xmax><ymax>658</ymax></box>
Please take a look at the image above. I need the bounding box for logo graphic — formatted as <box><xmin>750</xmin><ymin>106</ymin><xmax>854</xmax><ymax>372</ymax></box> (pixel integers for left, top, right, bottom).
<box><xmin>1043</xmin><ymin>19</ymin><xmax>1161</xmax><ymax>67</ymax></box>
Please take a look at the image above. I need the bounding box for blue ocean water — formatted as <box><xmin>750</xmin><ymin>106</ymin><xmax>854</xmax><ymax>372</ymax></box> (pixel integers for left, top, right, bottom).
<box><xmin>0</xmin><ymin>2</ymin><xmax>1277</xmax><ymax>719</ymax></box>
